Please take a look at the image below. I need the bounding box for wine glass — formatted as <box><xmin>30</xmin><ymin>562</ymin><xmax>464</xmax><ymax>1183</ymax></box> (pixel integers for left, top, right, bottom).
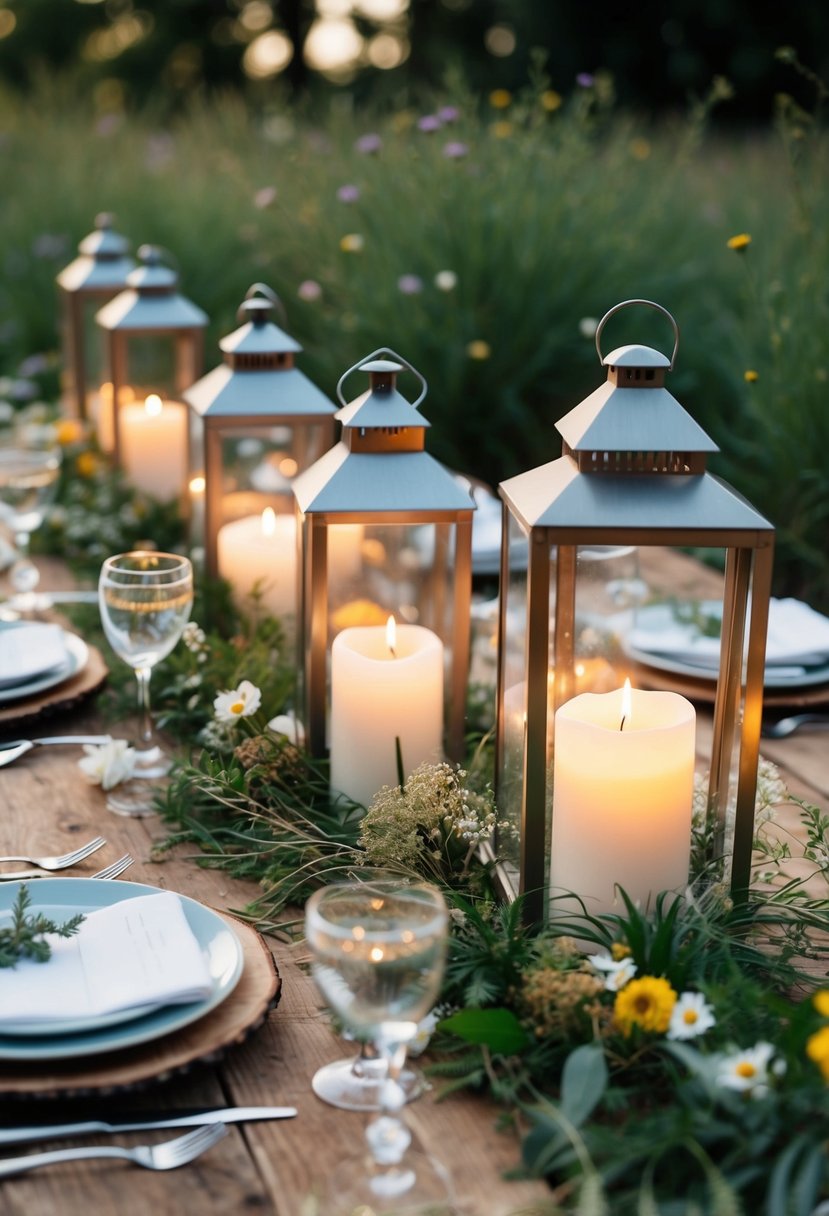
<box><xmin>0</xmin><ymin>440</ymin><xmax>62</xmax><ymax>614</ymax></box>
<box><xmin>99</xmin><ymin>551</ymin><xmax>193</xmax><ymax>816</ymax></box>
<box><xmin>306</xmin><ymin>878</ymin><xmax>452</xmax><ymax>1214</ymax></box>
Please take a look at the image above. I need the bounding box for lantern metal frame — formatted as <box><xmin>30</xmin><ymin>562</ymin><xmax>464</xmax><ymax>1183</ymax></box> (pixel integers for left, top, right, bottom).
<box><xmin>55</xmin><ymin>213</ymin><xmax>134</xmax><ymax>422</ymax></box>
<box><xmin>292</xmin><ymin>348</ymin><xmax>476</xmax><ymax>764</ymax></box>
<box><xmin>182</xmin><ymin>283</ymin><xmax>337</xmax><ymax>582</ymax></box>
<box><xmin>494</xmin><ymin>300</ymin><xmax>774</xmax><ymax>925</ymax></box>
<box><xmin>94</xmin><ymin>244</ymin><xmax>207</xmax><ymax>467</ymax></box>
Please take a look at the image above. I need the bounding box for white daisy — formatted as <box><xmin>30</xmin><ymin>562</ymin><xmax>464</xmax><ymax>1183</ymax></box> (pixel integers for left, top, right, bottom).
<box><xmin>667</xmin><ymin>991</ymin><xmax>716</xmax><ymax>1040</ymax></box>
<box><xmin>213</xmin><ymin>680</ymin><xmax>262</xmax><ymax>723</ymax></box>
<box><xmin>716</xmin><ymin>1041</ymin><xmax>777</xmax><ymax>1098</ymax></box>
<box><xmin>587</xmin><ymin>952</ymin><xmax>638</xmax><ymax>991</ymax></box>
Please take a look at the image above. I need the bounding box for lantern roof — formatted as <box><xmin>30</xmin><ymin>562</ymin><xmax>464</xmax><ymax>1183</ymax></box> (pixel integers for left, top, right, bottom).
<box><xmin>95</xmin><ymin>245</ymin><xmax>207</xmax><ymax>331</ymax></box>
<box><xmin>292</xmin><ymin>445</ymin><xmax>475</xmax><ymax>515</ymax></box>
<box><xmin>603</xmin><ymin>343</ymin><xmax>670</xmax><ymax>368</ymax></box>
<box><xmin>184</xmin><ymin>364</ymin><xmax>335</xmax><ymax>419</ymax></box>
<box><xmin>335</xmin><ymin>357</ymin><xmax>431</xmax><ymax>430</ymax></box>
<box><xmin>219</xmin><ymin>285</ymin><xmax>302</xmax><ymax>357</ymax></box>
<box><xmin>499</xmin><ymin>455</ymin><xmax>773</xmax><ymax>534</ymax></box>
<box><xmin>56</xmin><ymin>213</ymin><xmax>134</xmax><ymax>293</ymax></box>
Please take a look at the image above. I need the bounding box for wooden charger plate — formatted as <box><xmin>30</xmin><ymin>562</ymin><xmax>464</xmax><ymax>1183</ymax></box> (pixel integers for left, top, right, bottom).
<box><xmin>631</xmin><ymin>660</ymin><xmax>829</xmax><ymax>710</ymax></box>
<box><xmin>0</xmin><ymin>642</ymin><xmax>108</xmax><ymax>730</ymax></box>
<box><xmin>0</xmin><ymin>912</ymin><xmax>281</xmax><ymax>1100</ymax></box>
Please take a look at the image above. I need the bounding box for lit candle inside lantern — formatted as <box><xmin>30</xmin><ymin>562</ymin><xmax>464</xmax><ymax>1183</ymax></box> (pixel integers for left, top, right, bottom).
<box><xmin>550</xmin><ymin>680</ymin><xmax>696</xmax><ymax>916</ymax></box>
<box><xmin>330</xmin><ymin>614</ymin><xmax>444</xmax><ymax>807</ymax></box>
<box><xmin>216</xmin><ymin>507</ymin><xmax>297</xmax><ymax>618</ymax></box>
<box><xmin>89</xmin><ymin>380</ymin><xmax>115</xmax><ymax>452</ymax></box>
<box><xmin>120</xmin><ymin>393</ymin><xmax>188</xmax><ymax>501</ymax></box>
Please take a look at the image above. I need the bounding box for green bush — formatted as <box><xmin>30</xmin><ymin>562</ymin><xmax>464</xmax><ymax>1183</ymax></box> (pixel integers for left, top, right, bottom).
<box><xmin>1</xmin><ymin>68</ymin><xmax>826</xmax><ymax>608</ymax></box>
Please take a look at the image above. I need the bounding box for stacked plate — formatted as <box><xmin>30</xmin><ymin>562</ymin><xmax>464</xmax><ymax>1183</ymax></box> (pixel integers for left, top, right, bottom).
<box><xmin>0</xmin><ymin>879</ymin><xmax>244</xmax><ymax>1062</ymax></box>
<box><xmin>625</xmin><ymin>597</ymin><xmax>829</xmax><ymax>692</ymax></box>
<box><xmin>0</xmin><ymin>621</ymin><xmax>89</xmax><ymax>706</ymax></box>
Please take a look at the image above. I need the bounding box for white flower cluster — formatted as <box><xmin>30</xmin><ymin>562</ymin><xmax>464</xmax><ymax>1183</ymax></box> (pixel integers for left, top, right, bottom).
<box><xmin>182</xmin><ymin>622</ymin><xmax>209</xmax><ymax>662</ymax></box>
<box><xmin>77</xmin><ymin>738</ymin><xmax>136</xmax><ymax>790</ymax></box>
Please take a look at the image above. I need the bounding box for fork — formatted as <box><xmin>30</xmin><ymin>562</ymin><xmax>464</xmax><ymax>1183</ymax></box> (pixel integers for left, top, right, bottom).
<box><xmin>761</xmin><ymin>712</ymin><xmax>829</xmax><ymax>739</ymax></box>
<box><xmin>0</xmin><ymin>836</ymin><xmax>106</xmax><ymax>879</ymax></box>
<box><xmin>90</xmin><ymin>854</ymin><xmax>134</xmax><ymax>881</ymax></box>
<box><xmin>0</xmin><ymin>1123</ymin><xmax>228</xmax><ymax>1178</ymax></box>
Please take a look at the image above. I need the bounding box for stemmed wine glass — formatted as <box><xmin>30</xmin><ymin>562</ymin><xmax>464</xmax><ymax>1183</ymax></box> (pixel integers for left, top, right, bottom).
<box><xmin>99</xmin><ymin>551</ymin><xmax>193</xmax><ymax>816</ymax></box>
<box><xmin>306</xmin><ymin>878</ymin><xmax>452</xmax><ymax>1214</ymax></box>
<box><xmin>0</xmin><ymin>439</ymin><xmax>62</xmax><ymax>614</ymax></box>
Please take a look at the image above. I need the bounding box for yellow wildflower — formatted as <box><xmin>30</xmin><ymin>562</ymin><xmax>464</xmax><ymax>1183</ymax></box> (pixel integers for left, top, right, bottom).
<box><xmin>727</xmin><ymin>233</ymin><xmax>751</xmax><ymax>251</ymax></box>
<box><xmin>614</xmin><ymin>976</ymin><xmax>677</xmax><ymax>1036</ymax></box>
<box><xmin>806</xmin><ymin>1025</ymin><xmax>829</xmax><ymax>1082</ymax></box>
<box><xmin>76</xmin><ymin>450</ymin><xmax>99</xmax><ymax>478</ymax></box>
<box><xmin>541</xmin><ymin>90</ymin><xmax>562</xmax><ymax>112</ymax></box>
<box><xmin>813</xmin><ymin>990</ymin><xmax>829</xmax><ymax>1018</ymax></box>
<box><xmin>489</xmin><ymin>88</ymin><xmax>512</xmax><ymax>109</ymax></box>
<box><xmin>611</xmin><ymin>942</ymin><xmax>631</xmax><ymax>961</ymax></box>
<box><xmin>491</xmin><ymin>120</ymin><xmax>514</xmax><ymax>139</ymax></box>
<box><xmin>55</xmin><ymin>418</ymin><xmax>84</xmax><ymax>446</ymax></box>
<box><xmin>629</xmin><ymin>137</ymin><xmax>651</xmax><ymax>161</ymax></box>
<box><xmin>466</xmin><ymin>340</ymin><xmax>491</xmax><ymax>360</ymax></box>
<box><xmin>744</xmin><ymin>369</ymin><xmax>759</xmax><ymax>383</ymax></box>
<box><xmin>339</xmin><ymin>233</ymin><xmax>364</xmax><ymax>253</ymax></box>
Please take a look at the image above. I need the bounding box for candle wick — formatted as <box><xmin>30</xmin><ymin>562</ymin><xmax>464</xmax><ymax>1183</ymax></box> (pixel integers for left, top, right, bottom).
<box><xmin>619</xmin><ymin>714</ymin><xmax>627</xmax><ymax>732</ymax></box>
<box><xmin>389</xmin><ymin>644</ymin><xmax>396</xmax><ymax>658</ymax></box>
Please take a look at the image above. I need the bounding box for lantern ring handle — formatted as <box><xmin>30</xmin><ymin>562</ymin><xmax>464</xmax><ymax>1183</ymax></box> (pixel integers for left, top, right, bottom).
<box><xmin>239</xmin><ymin>282</ymin><xmax>287</xmax><ymax>326</ymax></box>
<box><xmin>594</xmin><ymin>299</ymin><xmax>680</xmax><ymax>370</ymax></box>
<box><xmin>137</xmin><ymin>243</ymin><xmax>180</xmax><ymax>274</ymax></box>
<box><xmin>336</xmin><ymin>347</ymin><xmax>428</xmax><ymax>410</ymax></box>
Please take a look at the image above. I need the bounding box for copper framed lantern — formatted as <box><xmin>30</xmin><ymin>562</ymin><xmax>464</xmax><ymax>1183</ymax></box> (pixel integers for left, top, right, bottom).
<box><xmin>292</xmin><ymin>350</ymin><xmax>476</xmax><ymax>803</ymax></box>
<box><xmin>182</xmin><ymin>284</ymin><xmax>336</xmax><ymax>617</ymax></box>
<box><xmin>94</xmin><ymin>245</ymin><xmax>207</xmax><ymax>501</ymax></box>
<box><xmin>55</xmin><ymin>213</ymin><xmax>134</xmax><ymax>427</ymax></box>
<box><xmin>494</xmin><ymin>300</ymin><xmax>774</xmax><ymax>926</ymax></box>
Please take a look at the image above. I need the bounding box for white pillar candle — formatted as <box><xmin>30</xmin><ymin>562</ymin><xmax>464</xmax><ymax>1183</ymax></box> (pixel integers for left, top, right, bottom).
<box><xmin>217</xmin><ymin>508</ymin><xmax>297</xmax><ymax>619</ymax></box>
<box><xmin>330</xmin><ymin>616</ymin><xmax>444</xmax><ymax>807</ymax></box>
<box><xmin>120</xmin><ymin>394</ymin><xmax>188</xmax><ymax>501</ymax></box>
<box><xmin>550</xmin><ymin>682</ymin><xmax>695</xmax><ymax>916</ymax></box>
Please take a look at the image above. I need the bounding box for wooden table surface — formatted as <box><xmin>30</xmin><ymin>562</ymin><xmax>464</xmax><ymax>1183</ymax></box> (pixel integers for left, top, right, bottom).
<box><xmin>1</xmin><ymin>555</ymin><xmax>827</xmax><ymax>1215</ymax></box>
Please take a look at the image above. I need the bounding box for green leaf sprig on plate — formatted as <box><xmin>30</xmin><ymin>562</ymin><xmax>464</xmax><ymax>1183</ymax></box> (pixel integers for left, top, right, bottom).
<box><xmin>0</xmin><ymin>885</ymin><xmax>85</xmax><ymax>968</ymax></box>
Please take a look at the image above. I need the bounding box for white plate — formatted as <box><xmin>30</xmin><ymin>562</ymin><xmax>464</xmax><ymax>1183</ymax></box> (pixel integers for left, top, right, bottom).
<box><xmin>0</xmin><ymin>879</ymin><xmax>244</xmax><ymax>1059</ymax></box>
<box><xmin>0</xmin><ymin>631</ymin><xmax>88</xmax><ymax>705</ymax></box>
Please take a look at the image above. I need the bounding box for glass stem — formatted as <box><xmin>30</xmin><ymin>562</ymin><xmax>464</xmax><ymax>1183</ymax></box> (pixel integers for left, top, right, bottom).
<box><xmin>13</xmin><ymin>530</ymin><xmax>30</xmax><ymax>560</ymax></box>
<box><xmin>364</xmin><ymin>1041</ymin><xmax>412</xmax><ymax>1178</ymax></box>
<box><xmin>135</xmin><ymin>665</ymin><xmax>154</xmax><ymax>749</ymax></box>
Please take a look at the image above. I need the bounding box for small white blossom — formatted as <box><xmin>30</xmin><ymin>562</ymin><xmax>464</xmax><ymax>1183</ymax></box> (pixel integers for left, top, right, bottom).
<box><xmin>214</xmin><ymin>680</ymin><xmax>262</xmax><ymax>722</ymax></box>
<box><xmin>267</xmin><ymin>712</ymin><xmax>305</xmax><ymax>746</ymax></box>
<box><xmin>579</xmin><ymin>316</ymin><xmax>599</xmax><ymax>338</ymax></box>
<box><xmin>434</xmin><ymin>270</ymin><xmax>458</xmax><ymax>292</ymax></box>
<box><xmin>182</xmin><ymin>622</ymin><xmax>208</xmax><ymax>654</ymax></box>
<box><xmin>667</xmin><ymin>991</ymin><xmax>716</xmax><ymax>1041</ymax></box>
<box><xmin>716</xmin><ymin>1041</ymin><xmax>777</xmax><ymax>1098</ymax></box>
<box><xmin>587</xmin><ymin>952</ymin><xmax>638</xmax><ymax>991</ymax></box>
<box><xmin>78</xmin><ymin>738</ymin><xmax>136</xmax><ymax>790</ymax></box>
<box><xmin>407</xmin><ymin>1010</ymin><xmax>439</xmax><ymax>1058</ymax></box>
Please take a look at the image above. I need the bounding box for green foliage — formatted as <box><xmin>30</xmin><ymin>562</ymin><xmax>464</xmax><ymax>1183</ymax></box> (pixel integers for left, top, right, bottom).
<box><xmin>0</xmin><ymin>884</ymin><xmax>85</xmax><ymax>967</ymax></box>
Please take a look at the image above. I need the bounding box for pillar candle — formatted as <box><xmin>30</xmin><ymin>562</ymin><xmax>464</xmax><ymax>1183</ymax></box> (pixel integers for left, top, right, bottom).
<box><xmin>330</xmin><ymin>617</ymin><xmax>443</xmax><ymax>807</ymax></box>
<box><xmin>217</xmin><ymin>508</ymin><xmax>297</xmax><ymax>618</ymax></box>
<box><xmin>120</xmin><ymin>394</ymin><xmax>188</xmax><ymax>501</ymax></box>
<box><xmin>550</xmin><ymin>682</ymin><xmax>696</xmax><ymax>916</ymax></box>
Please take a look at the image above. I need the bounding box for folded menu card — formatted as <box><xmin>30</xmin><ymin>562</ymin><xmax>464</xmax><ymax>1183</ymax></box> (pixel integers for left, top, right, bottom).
<box><xmin>0</xmin><ymin>892</ymin><xmax>213</xmax><ymax>1025</ymax></box>
<box><xmin>629</xmin><ymin>597</ymin><xmax>829</xmax><ymax>673</ymax></box>
<box><xmin>0</xmin><ymin>622</ymin><xmax>68</xmax><ymax>688</ymax></box>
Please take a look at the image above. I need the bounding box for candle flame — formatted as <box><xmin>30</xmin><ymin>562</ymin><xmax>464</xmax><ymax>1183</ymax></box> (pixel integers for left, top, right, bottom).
<box><xmin>386</xmin><ymin>614</ymin><xmax>397</xmax><ymax>655</ymax></box>
<box><xmin>145</xmin><ymin>393</ymin><xmax>163</xmax><ymax>417</ymax></box>
<box><xmin>620</xmin><ymin>678</ymin><xmax>632</xmax><ymax>731</ymax></box>
<box><xmin>261</xmin><ymin>506</ymin><xmax>277</xmax><ymax>537</ymax></box>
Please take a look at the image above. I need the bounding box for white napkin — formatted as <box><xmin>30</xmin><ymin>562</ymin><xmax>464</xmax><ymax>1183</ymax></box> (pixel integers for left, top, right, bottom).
<box><xmin>629</xmin><ymin>598</ymin><xmax>829</xmax><ymax>673</ymax></box>
<box><xmin>0</xmin><ymin>623</ymin><xmax>69</xmax><ymax>689</ymax></box>
<box><xmin>0</xmin><ymin>892</ymin><xmax>213</xmax><ymax>1025</ymax></box>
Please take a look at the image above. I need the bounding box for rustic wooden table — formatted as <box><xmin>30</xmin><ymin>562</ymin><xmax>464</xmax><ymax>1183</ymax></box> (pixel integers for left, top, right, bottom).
<box><xmin>1</xmin><ymin>555</ymin><xmax>826</xmax><ymax>1215</ymax></box>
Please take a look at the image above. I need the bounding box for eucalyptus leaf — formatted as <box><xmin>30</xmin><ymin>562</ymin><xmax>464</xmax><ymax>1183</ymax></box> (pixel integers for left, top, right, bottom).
<box><xmin>560</xmin><ymin>1043</ymin><xmax>608</xmax><ymax>1128</ymax></box>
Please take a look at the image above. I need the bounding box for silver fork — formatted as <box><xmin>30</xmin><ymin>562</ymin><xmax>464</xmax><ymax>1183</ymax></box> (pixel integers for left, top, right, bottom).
<box><xmin>0</xmin><ymin>1123</ymin><xmax>228</xmax><ymax>1178</ymax></box>
<box><xmin>90</xmin><ymin>854</ymin><xmax>134</xmax><ymax>881</ymax></box>
<box><xmin>0</xmin><ymin>836</ymin><xmax>106</xmax><ymax>878</ymax></box>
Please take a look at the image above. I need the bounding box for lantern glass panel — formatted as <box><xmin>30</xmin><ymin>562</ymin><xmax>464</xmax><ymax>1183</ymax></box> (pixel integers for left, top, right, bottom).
<box><xmin>495</xmin><ymin>512</ymin><xmax>531</xmax><ymax>878</ymax></box>
<box><xmin>120</xmin><ymin>335</ymin><xmax>177</xmax><ymax>396</ymax></box>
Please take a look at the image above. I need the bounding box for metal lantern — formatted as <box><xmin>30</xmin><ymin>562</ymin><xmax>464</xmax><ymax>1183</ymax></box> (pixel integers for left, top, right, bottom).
<box><xmin>55</xmin><ymin>213</ymin><xmax>134</xmax><ymax>424</ymax></box>
<box><xmin>293</xmin><ymin>349</ymin><xmax>476</xmax><ymax>774</ymax></box>
<box><xmin>182</xmin><ymin>284</ymin><xmax>337</xmax><ymax>614</ymax></box>
<box><xmin>94</xmin><ymin>245</ymin><xmax>207</xmax><ymax>501</ymax></box>
<box><xmin>495</xmin><ymin>300</ymin><xmax>774</xmax><ymax>925</ymax></box>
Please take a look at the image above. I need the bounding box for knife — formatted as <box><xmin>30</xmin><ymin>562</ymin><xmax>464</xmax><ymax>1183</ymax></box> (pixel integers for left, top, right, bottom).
<box><xmin>0</xmin><ymin>1106</ymin><xmax>297</xmax><ymax>1148</ymax></box>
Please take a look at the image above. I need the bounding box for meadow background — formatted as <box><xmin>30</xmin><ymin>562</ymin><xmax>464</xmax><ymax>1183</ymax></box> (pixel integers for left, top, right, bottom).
<box><xmin>0</xmin><ymin>2</ymin><xmax>827</xmax><ymax>611</ymax></box>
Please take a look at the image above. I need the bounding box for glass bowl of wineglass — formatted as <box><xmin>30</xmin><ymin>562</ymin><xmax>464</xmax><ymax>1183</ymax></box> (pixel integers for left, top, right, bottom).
<box><xmin>306</xmin><ymin>878</ymin><xmax>452</xmax><ymax>1214</ymax></box>
<box><xmin>99</xmin><ymin>551</ymin><xmax>193</xmax><ymax>816</ymax></box>
<box><xmin>0</xmin><ymin>438</ymin><xmax>62</xmax><ymax>615</ymax></box>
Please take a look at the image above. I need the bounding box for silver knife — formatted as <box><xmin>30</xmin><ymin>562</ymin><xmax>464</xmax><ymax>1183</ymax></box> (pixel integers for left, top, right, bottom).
<box><xmin>0</xmin><ymin>1106</ymin><xmax>297</xmax><ymax>1148</ymax></box>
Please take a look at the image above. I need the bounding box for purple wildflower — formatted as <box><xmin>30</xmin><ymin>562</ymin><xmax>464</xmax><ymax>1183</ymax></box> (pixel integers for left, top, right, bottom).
<box><xmin>442</xmin><ymin>141</ymin><xmax>469</xmax><ymax>159</ymax></box>
<box><xmin>32</xmin><ymin>234</ymin><xmax>68</xmax><ymax>260</ymax></box>
<box><xmin>298</xmin><ymin>279</ymin><xmax>323</xmax><ymax>302</ymax></box>
<box><xmin>337</xmin><ymin>184</ymin><xmax>361</xmax><ymax>203</ymax></box>
<box><xmin>253</xmin><ymin>186</ymin><xmax>278</xmax><ymax>209</ymax></box>
<box><xmin>398</xmin><ymin>275</ymin><xmax>424</xmax><ymax>295</ymax></box>
<box><xmin>437</xmin><ymin>106</ymin><xmax>460</xmax><ymax>123</ymax></box>
<box><xmin>417</xmin><ymin>115</ymin><xmax>442</xmax><ymax>132</ymax></box>
<box><xmin>355</xmin><ymin>133</ymin><xmax>382</xmax><ymax>154</ymax></box>
<box><xmin>576</xmin><ymin>73</ymin><xmax>595</xmax><ymax>88</ymax></box>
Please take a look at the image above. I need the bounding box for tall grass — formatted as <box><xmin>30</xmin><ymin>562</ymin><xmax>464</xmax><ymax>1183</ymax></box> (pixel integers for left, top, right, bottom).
<box><xmin>1</xmin><ymin>68</ymin><xmax>826</xmax><ymax>607</ymax></box>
